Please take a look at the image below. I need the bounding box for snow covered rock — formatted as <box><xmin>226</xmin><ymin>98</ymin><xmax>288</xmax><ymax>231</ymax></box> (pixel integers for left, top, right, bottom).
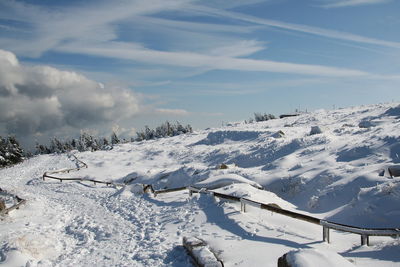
<box><xmin>183</xmin><ymin>237</ymin><xmax>223</xmax><ymax>267</ymax></box>
<box><xmin>358</xmin><ymin>118</ymin><xmax>378</xmax><ymax>128</ymax></box>
<box><xmin>309</xmin><ymin>126</ymin><xmax>322</xmax><ymax>135</ymax></box>
<box><xmin>273</xmin><ymin>130</ymin><xmax>285</xmax><ymax>138</ymax></box>
<box><xmin>216</xmin><ymin>163</ymin><xmax>229</xmax><ymax>170</ymax></box>
<box><xmin>278</xmin><ymin>248</ymin><xmax>354</xmax><ymax>267</ymax></box>
<box><xmin>388</xmin><ymin>165</ymin><xmax>400</xmax><ymax>177</ymax></box>
<box><xmin>196</xmin><ymin>130</ymin><xmax>262</xmax><ymax>145</ymax></box>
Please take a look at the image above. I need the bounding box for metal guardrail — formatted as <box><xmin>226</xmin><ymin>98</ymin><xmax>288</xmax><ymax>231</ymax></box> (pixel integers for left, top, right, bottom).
<box><xmin>185</xmin><ymin>186</ymin><xmax>400</xmax><ymax>246</ymax></box>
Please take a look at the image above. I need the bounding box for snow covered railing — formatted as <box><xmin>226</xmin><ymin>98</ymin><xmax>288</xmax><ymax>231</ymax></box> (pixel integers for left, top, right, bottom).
<box><xmin>43</xmin><ymin>153</ymin><xmax>87</xmax><ymax>178</ymax></box>
<box><xmin>143</xmin><ymin>185</ymin><xmax>188</xmax><ymax>196</ymax></box>
<box><xmin>320</xmin><ymin>220</ymin><xmax>400</xmax><ymax>246</ymax></box>
<box><xmin>42</xmin><ymin>154</ymin><xmax>124</xmax><ymax>188</ymax></box>
<box><xmin>43</xmin><ymin>173</ymin><xmax>123</xmax><ymax>187</ymax></box>
<box><xmin>187</xmin><ymin>186</ymin><xmax>400</xmax><ymax>246</ymax></box>
<box><xmin>0</xmin><ymin>189</ymin><xmax>26</xmax><ymax>216</ymax></box>
<box><xmin>0</xmin><ymin>198</ymin><xmax>26</xmax><ymax>216</ymax></box>
<box><xmin>69</xmin><ymin>153</ymin><xmax>88</xmax><ymax>169</ymax></box>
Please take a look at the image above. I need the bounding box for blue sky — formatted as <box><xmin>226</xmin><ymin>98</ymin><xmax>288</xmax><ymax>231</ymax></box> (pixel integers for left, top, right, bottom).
<box><xmin>0</xmin><ymin>0</ymin><xmax>399</xmax><ymax>146</ymax></box>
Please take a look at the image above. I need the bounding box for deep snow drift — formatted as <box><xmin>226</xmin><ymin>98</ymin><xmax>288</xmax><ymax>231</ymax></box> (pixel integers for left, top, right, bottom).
<box><xmin>1</xmin><ymin>103</ymin><xmax>400</xmax><ymax>266</ymax></box>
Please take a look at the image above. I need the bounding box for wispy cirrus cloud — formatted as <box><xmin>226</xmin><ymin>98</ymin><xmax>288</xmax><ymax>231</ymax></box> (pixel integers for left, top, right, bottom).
<box><xmin>1</xmin><ymin>0</ymin><xmax>399</xmax><ymax>56</ymax></box>
<box><xmin>0</xmin><ymin>0</ymin><xmax>399</xmax><ymax>81</ymax></box>
<box><xmin>319</xmin><ymin>0</ymin><xmax>391</xmax><ymax>8</ymax></box>
<box><xmin>0</xmin><ymin>0</ymin><xmax>195</xmax><ymax>56</ymax></box>
<box><xmin>183</xmin><ymin>4</ymin><xmax>400</xmax><ymax>49</ymax></box>
<box><xmin>57</xmin><ymin>40</ymin><xmax>370</xmax><ymax>77</ymax></box>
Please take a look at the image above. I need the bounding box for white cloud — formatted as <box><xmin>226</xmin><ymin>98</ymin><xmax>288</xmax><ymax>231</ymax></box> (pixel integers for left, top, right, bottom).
<box><xmin>57</xmin><ymin>40</ymin><xmax>370</xmax><ymax>77</ymax></box>
<box><xmin>0</xmin><ymin>49</ymin><xmax>140</xmax><ymax>142</ymax></box>
<box><xmin>319</xmin><ymin>0</ymin><xmax>390</xmax><ymax>8</ymax></box>
<box><xmin>185</xmin><ymin>4</ymin><xmax>400</xmax><ymax>49</ymax></box>
<box><xmin>0</xmin><ymin>0</ymin><xmax>398</xmax><ymax>85</ymax></box>
<box><xmin>1</xmin><ymin>0</ymin><xmax>399</xmax><ymax>59</ymax></box>
<box><xmin>155</xmin><ymin>108</ymin><xmax>190</xmax><ymax>116</ymax></box>
<box><xmin>0</xmin><ymin>0</ymin><xmax>194</xmax><ymax>57</ymax></box>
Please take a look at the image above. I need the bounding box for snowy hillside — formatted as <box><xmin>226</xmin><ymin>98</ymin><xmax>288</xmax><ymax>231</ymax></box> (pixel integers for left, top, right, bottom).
<box><xmin>1</xmin><ymin>103</ymin><xmax>400</xmax><ymax>266</ymax></box>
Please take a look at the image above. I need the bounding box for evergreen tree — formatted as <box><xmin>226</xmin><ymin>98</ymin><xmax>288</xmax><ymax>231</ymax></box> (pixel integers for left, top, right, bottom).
<box><xmin>254</xmin><ymin>112</ymin><xmax>276</xmax><ymax>122</ymax></box>
<box><xmin>71</xmin><ymin>139</ymin><xmax>78</xmax><ymax>150</ymax></box>
<box><xmin>133</xmin><ymin>121</ymin><xmax>193</xmax><ymax>142</ymax></box>
<box><xmin>0</xmin><ymin>136</ymin><xmax>24</xmax><ymax>167</ymax></box>
<box><xmin>111</xmin><ymin>131</ymin><xmax>120</xmax><ymax>145</ymax></box>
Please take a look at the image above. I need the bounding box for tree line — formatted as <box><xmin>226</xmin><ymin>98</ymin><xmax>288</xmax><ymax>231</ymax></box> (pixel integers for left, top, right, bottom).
<box><xmin>245</xmin><ymin>113</ymin><xmax>276</xmax><ymax>124</ymax></box>
<box><xmin>0</xmin><ymin>121</ymin><xmax>193</xmax><ymax>168</ymax></box>
<box><xmin>36</xmin><ymin>121</ymin><xmax>192</xmax><ymax>154</ymax></box>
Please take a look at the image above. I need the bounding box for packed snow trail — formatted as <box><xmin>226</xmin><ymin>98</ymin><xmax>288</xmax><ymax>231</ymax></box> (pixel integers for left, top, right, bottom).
<box><xmin>0</xmin><ymin>155</ymin><xmax>198</xmax><ymax>266</ymax></box>
<box><xmin>48</xmin><ymin>182</ymin><xmax>196</xmax><ymax>266</ymax></box>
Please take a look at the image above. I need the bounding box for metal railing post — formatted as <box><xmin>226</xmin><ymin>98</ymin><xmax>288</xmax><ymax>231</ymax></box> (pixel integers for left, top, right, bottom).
<box><xmin>323</xmin><ymin>226</ymin><xmax>330</xmax><ymax>243</ymax></box>
<box><xmin>361</xmin><ymin>235</ymin><xmax>369</xmax><ymax>246</ymax></box>
<box><xmin>240</xmin><ymin>199</ymin><xmax>246</xmax><ymax>213</ymax></box>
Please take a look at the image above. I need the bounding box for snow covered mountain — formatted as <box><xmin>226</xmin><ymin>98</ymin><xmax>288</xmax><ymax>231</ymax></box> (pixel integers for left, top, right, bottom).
<box><xmin>1</xmin><ymin>103</ymin><xmax>400</xmax><ymax>266</ymax></box>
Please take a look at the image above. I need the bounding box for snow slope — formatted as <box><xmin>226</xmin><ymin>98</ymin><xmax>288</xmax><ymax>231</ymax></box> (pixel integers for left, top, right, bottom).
<box><xmin>1</xmin><ymin>103</ymin><xmax>400</xmax><ymax>266</ymax></box>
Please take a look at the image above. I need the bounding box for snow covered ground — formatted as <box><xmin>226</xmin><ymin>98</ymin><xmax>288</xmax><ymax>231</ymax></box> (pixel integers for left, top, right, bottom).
<box><xmin>1</xmin><ymin>103</ymin><xmax>400</xmax><ymax>266</ymax></box>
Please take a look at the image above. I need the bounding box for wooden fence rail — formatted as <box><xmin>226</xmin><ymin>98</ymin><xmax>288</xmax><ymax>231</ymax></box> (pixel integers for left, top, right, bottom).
<box><xmin>42</xmin><ymin>153</ymin><xmax>124</xmax><ymax>187</ymax></box>
<box><xmin>0</xmin><ymin>189</ymin><xmax>26</xmax><ymax>216</ymax></box>
<box><xmin>0</xmin><ymin>198</ymin><xmax>26</xmax><ymax>216</ymax></box>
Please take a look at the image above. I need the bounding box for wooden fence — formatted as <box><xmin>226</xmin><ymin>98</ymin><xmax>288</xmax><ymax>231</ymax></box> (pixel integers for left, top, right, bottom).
<box><xmin>42</xmin><ymin>153</ymin><xmax>124</xmax><ymax>187</ymax></box>
<box><xmin>0</xmin><ymin>189</ymin><xmax>26</xmax><ymax>216</ymax></box>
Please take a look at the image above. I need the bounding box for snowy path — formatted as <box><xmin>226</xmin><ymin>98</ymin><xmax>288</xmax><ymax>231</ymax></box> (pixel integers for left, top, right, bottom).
<box><xmin>48</xmin><ymin>183</ymin><xmax>195</xmax><ymax>266</ymax></box>
<box><xmin>1</xmin><ymin>155</ymin><xmax>198</xmax><ymax>266</ymax></box>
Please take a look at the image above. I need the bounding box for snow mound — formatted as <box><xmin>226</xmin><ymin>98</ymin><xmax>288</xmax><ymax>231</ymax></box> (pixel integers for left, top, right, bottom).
<box><xmin>328</xmin><ymin>180</ymin><xmax>400</xmax><ymax>227</ymax></box>
<box><xmin>336</xmin><ymin>146</ymin><xmax>373</xmax><ymax>162</ymax></box>
<box><xmin>284</xmin><ymin>248</ymin><xmax>354</xmax><ymax>267</ymax></box>
<box><xmin>195</xmin><ymin>130</ymin><xmax>263</xmax><ymax>145</ymax></box>
<box><xmin>194</xmin><ymin>173</ymin><xmax>262</xmax><ymax>190</ymax></box>
<box><xmin>384</xmin><ymin>104</ymin><xmax>400</xmax><ymax>118</ymax></box>
<box><xmin>113</xmin><ymin>183</ymin><xmax>145</xmax><ymax>199</ymax></box>
<box><xmin>152</xmin><ymin>167</ymin><xmax>201</xmax><ymax>189</ymax></box>
<box><xmin>0</xmin><ymin>249</ymin><xmax>32</xmax><ymax>267</ymax></box>
<box><xmin>213</xmin><ymin>183</ymin><xmax>295</xmax><ymax>210</ymax></box>
<box><xmin>118</xmin><ymin>166</ymin><xmax>207</xmax><ymax>190</ymax></box>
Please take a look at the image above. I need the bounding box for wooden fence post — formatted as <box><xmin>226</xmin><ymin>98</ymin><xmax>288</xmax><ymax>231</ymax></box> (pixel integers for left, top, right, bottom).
<box><xmin>0</xmin><ymin>200</ymin><xmax>5</xmax><ymax>212</ymax></box>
